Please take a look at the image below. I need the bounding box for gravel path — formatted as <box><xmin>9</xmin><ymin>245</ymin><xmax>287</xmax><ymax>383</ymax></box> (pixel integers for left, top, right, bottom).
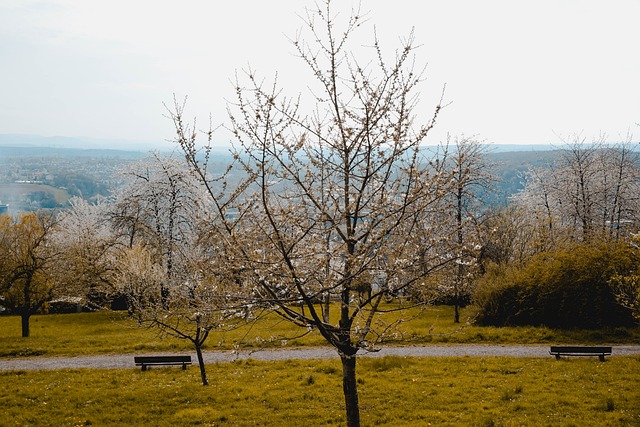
<box><xmin>2</xmin><ymin>345</ymin><xmax>640</xmax><ymax>371</ymax></box>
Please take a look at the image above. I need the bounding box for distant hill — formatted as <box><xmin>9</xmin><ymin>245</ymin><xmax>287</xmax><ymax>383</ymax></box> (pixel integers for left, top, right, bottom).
<box><xmin>0</xmin><ymin>134</ymin><xmax>562</xmax><ymax>158</ymax></box>
<box><xmin>489</xmin><ymin>143</ymin><xmax>556</xmax><ymax>153</ymax></box>
<box><xmin>0</xmin><ymin>145</ymin><xmax>152</xmax><ymax>160</ymax></box>
<box><xmin>0</xmin><ymin>134</ymin><xmax>240</xmax><ymax>160</ymax></box>
<box><xmin>0</xmin><ymin>134</ymin><xmax>175</xmax><ymax>155</ymax></box>
<box><xmin>485</xmin><ymin>149</ymin><xmax>560</xmax><ymax>205</ymax></box>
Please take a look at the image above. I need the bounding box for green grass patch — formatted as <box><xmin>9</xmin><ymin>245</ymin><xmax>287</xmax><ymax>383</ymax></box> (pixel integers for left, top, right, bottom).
<box><xmin>0</xmin><ymin>183</ymin><xmax>70</xmax><ymax>204</ymax></box>
<box><xmin>0</xmin><ymin>356</ymin><xmax>638</xmax><ymax>426</ymax></box>
<box><xmin>1</xmin><ymin>305</ymin><xmax>638</xmax><ymax>358</ymax></box>
<box><xmin>0</xmin><ymin>311</ymin><xmax>190</xmax><ymax>357</ymax></box>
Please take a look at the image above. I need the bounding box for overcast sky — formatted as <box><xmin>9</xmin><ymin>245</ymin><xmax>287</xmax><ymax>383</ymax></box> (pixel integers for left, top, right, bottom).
<box><xmin>1</xmin><ymin>0</ymin><xmax>638</xmax><ymax>148</ymax></box>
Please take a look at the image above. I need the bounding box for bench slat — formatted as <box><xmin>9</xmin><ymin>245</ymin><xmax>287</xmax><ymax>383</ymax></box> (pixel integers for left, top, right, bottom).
<box><xmin>134</xmin><ymin>356</ymin><xmax>192</xmax><ymax>364</ymax></box>
<box><xmin>549</xmin><ymin>346</ymin><xmax>611</xmax><ymax>354</ymax></box>
<box><xmin>549</xmin><ymin>346</ymin><xmax>612</xmax><ymax>361</ymax></box>
<box><xmin>134</xmin><ymin>355</ymin><xmax>192</xmax><ymax>371</ymax></box>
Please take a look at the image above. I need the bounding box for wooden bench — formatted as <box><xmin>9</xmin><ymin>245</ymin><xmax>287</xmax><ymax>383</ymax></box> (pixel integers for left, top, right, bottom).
<box><xmin>549</xmin><ymin>346</ymin><xmax>612</xmax><ymax>362</ymax></box>
<box><xmin>134</xmin><ymin>355</ymin><xmax>192</xmax><ymax>371</ymax></box>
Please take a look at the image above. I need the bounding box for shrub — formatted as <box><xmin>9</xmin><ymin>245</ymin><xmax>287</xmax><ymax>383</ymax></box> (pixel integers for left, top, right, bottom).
<box><xmin>609</xmin><ymin>274</ymin><xmax>640</xmax><ymax>321</ymax></box>
<box><xmin>474</xmin><ymin>242</ymin><xmax>637</xmax><ymax>329</ymax></box>
<box><xmin>46</xmin><ymin>297</ymin><xmax>84</xmax><ymax>314</ymax></box>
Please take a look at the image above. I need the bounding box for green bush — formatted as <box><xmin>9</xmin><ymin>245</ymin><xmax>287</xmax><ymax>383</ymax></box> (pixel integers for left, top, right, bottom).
<box><xmin>475</xmin><ymin>242</ymin><xmax>638</xmax><ymax>329</ymax></box>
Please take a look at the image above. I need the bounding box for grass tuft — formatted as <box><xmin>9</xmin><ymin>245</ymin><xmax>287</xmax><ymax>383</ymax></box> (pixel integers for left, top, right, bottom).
<box><xmin>501</xmin><ymin>385</ymin><xmax>524</xmax><ymax>402</ymax></box>
<box><xmin>314</xmin><ymin>365</ymin><xmax>337</xmax><ymax>375</ymax></box>
<box><xmin>477</xmin><ymin>418</ymin><xmax>496</xmax><ymax>427</ymax></box>
<box><xmin>0</xmin><ymin>348</ymin><xmax>47</xmax><ymax>357</ymax></box>
<box><xmin>605</xmin><ymin>397</ymin><xmax>615</xmax><ymax>412</ymax></box>
<box><xmin>365</xmin><ymin>356</ymin><xmax>414</xmax><ymax>372</ymax></box>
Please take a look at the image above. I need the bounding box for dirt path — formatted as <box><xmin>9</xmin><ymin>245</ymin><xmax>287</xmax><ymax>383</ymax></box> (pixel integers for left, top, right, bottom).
<box><xmin>2</xmin><ymin>345</ymin><xmax>640</xmax><ymax>371</ymax></box>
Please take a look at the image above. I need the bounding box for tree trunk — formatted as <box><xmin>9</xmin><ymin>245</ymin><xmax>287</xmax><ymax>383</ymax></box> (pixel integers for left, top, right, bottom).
<box><xmin>21</xmin><ymin>313</ymin><xmax>31</xmax><ymax>338</ymax></box>
<box><xmin>323</xmin><ymin>293</ymin><xmax>330</xmax><ymax>323</ymax></box>
<box><xmin>195</xmin><ymin>343</ymin><xmax>209</xmax><ymax>386</ymax></box>
<box><xmin>341</xmin><ymin>355</ymin><xmax>360</xmax><ymax>427</ymax></box>
<box><xmin>453</xmin><ymin>258</ymin><xmax>462</xmax><ymax>324</ymax></box>
<box><xmin>453</xmin><ymin>300</ymin><xmax>460</xmax><ymax>324</ymax></box>
<box><xmin>455</xmin><ymin>186</ymin><xmax>463</xmax><ymax>324</ymax></box>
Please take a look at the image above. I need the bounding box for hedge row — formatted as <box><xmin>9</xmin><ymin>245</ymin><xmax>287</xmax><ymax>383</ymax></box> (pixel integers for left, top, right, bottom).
<box><xmin>474</xmin><ymin>242</ymin><xmax>637</xmax><ymax>329</ymax></box>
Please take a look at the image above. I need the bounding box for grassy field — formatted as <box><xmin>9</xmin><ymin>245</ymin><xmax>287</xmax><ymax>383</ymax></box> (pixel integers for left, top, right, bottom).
<box><xmin>1</xmin><ymin>356</ymin><xmax>638</xmax><ymax>426</ymax></box>
<box><xmin>0</xmin><ymin>183</ymin><xmax>70</xmax><ymax>205</ymax></box>
<box><xmin>1</xmin><ymin>305</ymin><xmax>639</xmax><ymax>358</ymax></box>
<box><xmin>2</xmin><ymin>306</ymin><xmax>639</xmax><ymax>426</ymax></box>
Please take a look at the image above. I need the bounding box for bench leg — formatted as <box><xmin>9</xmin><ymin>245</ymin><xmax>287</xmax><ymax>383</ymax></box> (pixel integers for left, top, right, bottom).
<box><xmin>555</xmin><ymin>354</ymin><xmax>561</xmax><ymax>360</ymax></box>
<box><xmin>182</xmin><ymin>363</ymin><xmax>187</xmax><ymax>370</ymax></box>
<box><xmin>142</xmin><ymin>365</ymin><xmax>148</xmax><ymax>371</ymax></box>
<box><xmin>599</xmin><ymin>355</ymin><xmax>605</xmax><ymax>362</ymax></box>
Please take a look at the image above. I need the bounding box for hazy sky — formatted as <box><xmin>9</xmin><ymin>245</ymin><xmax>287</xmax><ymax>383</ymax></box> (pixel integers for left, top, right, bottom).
<box><xmin>1</xmin><ymin>0</ymin><xmax>638</xmax><ymax>148</ymax></box>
